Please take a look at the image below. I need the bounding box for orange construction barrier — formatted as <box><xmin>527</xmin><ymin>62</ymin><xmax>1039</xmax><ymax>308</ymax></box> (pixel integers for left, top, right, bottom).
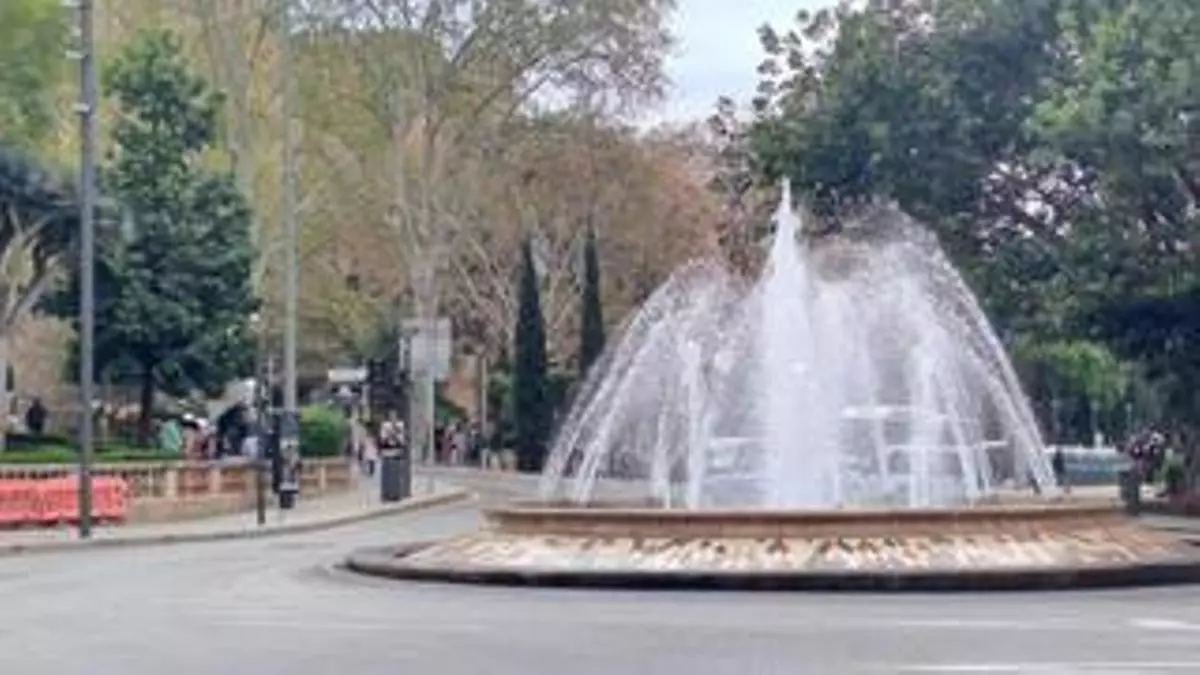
<box><xmin>0</xmin><ymin>476</ymin><xmax>131</xmax><ymax>526</ymax></box>
<box><xmin>33</xmin><ymin>477</ymin><xmax>74</xmax><ymax>524</ymax></box>
<box><xmin>0</xmin><ymin>480</ymin><xmax>39</xmax><ymax>526</ymax></box>
<box><xmin>91</xmin><ymin>477</ymin><xmax>129</xmax><ymax>522</ymax></box>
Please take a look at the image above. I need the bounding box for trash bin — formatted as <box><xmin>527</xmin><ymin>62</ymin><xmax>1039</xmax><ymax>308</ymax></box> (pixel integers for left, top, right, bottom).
<box><xmin>278</xmin><ymin>483</ymin><xmax>298</xmax><ymax>509</ymax></box>
<box><xmin>1119</xmin><ymin>469</ymin><xmax>1141</xmax><ymax>515</ymax></box>
<box><xmin>278</xmin><ymin>457</ymin><xmax>299</xmax><ymax>509</ymax></box>
<box><xmin>380</xmin><ymin>450</ymin><xmax>410</xmax><ymax>502</ymax></box>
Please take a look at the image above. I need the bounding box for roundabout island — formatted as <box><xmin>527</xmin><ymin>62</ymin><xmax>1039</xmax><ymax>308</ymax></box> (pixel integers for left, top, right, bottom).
<box><xmin>346</xmin><ymin>498</ymin><xmax>1200</xmax><ymax>591</ymax></box>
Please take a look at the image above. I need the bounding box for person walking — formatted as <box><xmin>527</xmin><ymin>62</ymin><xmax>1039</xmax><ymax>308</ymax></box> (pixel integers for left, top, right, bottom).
<box><xmin>361</xmin><ymin>430</ymin><xmax>379</xmax><ymax>477</ymax></box>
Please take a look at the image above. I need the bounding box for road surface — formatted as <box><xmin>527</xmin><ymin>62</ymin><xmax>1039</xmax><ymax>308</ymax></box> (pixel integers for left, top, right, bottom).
<box><xmin>2</xmin><ymin>471</ymin><xmax>1200</xmax><ymax>674</ymax></box>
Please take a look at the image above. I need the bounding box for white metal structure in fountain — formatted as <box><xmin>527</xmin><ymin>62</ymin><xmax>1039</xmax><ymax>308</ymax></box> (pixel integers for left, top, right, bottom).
<box><xmin>541</xmin><ymin>183</ymin><xmax>1059</xmax><ymax>509</ymax></box>
<box><xmin>660</xmin><ymin>406</ymin><xmax>1014</xmax><ymax>509</ymax></box>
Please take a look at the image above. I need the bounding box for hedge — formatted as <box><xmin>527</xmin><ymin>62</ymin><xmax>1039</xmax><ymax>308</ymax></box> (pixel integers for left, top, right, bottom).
<box><xmin>1</xmin><ymin>407</ymin><xmax>352</xmax><ymax>462</ymax></box>
<box><xmin>0</xmin><ymin>445</ymin><xmax>175</xmax><ymax>464</ymax></box>
<box><xmin>298</xmin><ymin>405</ymin><xmax>349</xmax><ymax>458</ymax></box>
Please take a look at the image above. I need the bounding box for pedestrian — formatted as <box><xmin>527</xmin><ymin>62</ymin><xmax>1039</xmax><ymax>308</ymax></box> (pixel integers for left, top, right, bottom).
<box><xmin>24</xmin><ymin>397</ymin><xmax>47</xmax><ymax>436</ymax></box>
<box><xmin>1051</xmin><ymin>446</ymin><xmax>1067</xmax><ymax>490</ymax></box>
<box><xmin>378</xmin><ymin>411</ymin><xmax>404</xmax><ymax>455</ymax></box>
<box><xmin>361</xmin><ymin>434</ymin><xmax>379</xmax><ymax>477</ymax></box>
<box><xmin>467</xmin><ymin>422</ymin><xmax>484</xmax><ymax>466</ymax></box>
<box><xmin>434</xmin><ymin>423</ymin><xmax>446</xmax><ymax>463</ymax></box>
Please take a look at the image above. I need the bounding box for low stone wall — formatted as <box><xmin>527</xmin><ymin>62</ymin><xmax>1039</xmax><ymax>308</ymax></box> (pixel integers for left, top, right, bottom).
<box><xmin>0</xmin><ymin>458</ymin><xmax>354</xmax><ymax>523</ymax></box>
<box><xmin>484</xmin><ymin>501</ymin><xmax>1127</xmax><ymax>539</ymax></box>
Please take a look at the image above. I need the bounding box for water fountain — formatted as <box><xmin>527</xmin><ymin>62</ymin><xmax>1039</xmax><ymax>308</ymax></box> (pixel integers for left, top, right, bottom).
<box><xmin>540</xmin><ymin>183</ymin><xmax>1056</xmax><ymax>510</ymax></box>
<box><xmin>348</xmin><ymin>186</ymin><xmax>1200</xmax><ymax>591</ymax></box>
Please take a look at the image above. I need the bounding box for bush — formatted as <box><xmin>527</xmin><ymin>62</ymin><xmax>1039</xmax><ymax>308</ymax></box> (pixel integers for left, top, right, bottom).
<box><xmin>5</xmin><ymin>432</ymin><xmax>75</xmax><ymax>452</ymax></box>
<box><xmin>298</xmin><ymin>405</ymin><xmax>349</xmax><ymax>458</ymax></box>
<box><xmin>0</xmin><ymin>445</ymin><xmax>177</xmax><ymax>464</ymax></box>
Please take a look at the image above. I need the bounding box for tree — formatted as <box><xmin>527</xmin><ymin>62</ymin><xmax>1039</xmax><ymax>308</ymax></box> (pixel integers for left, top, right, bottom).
<box><xmin>0</xmin><ymin>0</ymin><xmax>68</xmax><ymax>148</ymax></box>
<box><xmin>0</xmin><ymin>146</ymin><xmax>79</xmax><ymax>445</ymax></box>
<box><xmin>513</xmin><ymin>236</ymin><xmax>550</xmax><ymax>472</ymax></box>
<box><xmin>578</xmin><ymin>226</ymin><xmax>604</xmax><ymax>376</ymax></box>
<box><xmin>296</xmin><ymin>0</ymin><xmax>674</xmax><ymax>457</ymax></box>
<box><xmin>442</xmin><ymin>114</ymin><xmax>720</xmax><ymax>366</ymax></box>
<box><xmin>1014</xmin><ymin>339</ymin><xmax>1132</xmax><ymax>445</ymax></box>
<box><xmin>49</xmin><ymin>31</ymin><xmax>256</xmax><ymax>443</ymax></box>
<box><xmin>705</xmin><ymin>97</ymin><xmax>773</xmax><ymax>274</ymax></box>
<box><xmin>1032</xmin><ymin>0</ymin><xmax>1200</xmax><ymax>441</ymax></box>
<box><xmin>745</xmin><ymin>0</ymin><xmax>1200</xmax><ymax>465</ymax></box>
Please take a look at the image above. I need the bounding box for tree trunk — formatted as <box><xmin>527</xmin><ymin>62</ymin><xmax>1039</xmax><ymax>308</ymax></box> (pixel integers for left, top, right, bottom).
<box><xmin>0</xmin><ymin>332</ymin><xmax>8</xmax><ymax>453</ymax></box>
<box><xmin>137</xmin><ymin>366</ymin><xmax>155</xmax><ymax>448</ymax></box>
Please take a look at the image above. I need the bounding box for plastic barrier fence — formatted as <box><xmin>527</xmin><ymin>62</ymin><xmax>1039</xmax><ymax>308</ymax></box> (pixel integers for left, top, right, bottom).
<box><xmin>0</xmin><ymin>476</ymin><xmax>129</xmax><ymax>527</ymax></box>
<box><xmin>1045</xmin><ymin>446</ymin><xmax>1128</xmax><ymax>486</ymax></box>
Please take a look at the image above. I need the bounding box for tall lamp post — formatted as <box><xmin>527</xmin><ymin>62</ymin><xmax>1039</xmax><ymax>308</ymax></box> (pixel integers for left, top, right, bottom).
<box><xmin>66</xmin><ymin>0</ymin><xmax>98</xmax><ymax>538</ymax></box>
<box><xmin>250</xmin><ymin>312</ymin><xmax>268</xmax><ymax>526</ymax></box>
<box><xmin>277</xmin><ymin>0</ymin><xmax>300</xmax><ymax>508</ymax></box>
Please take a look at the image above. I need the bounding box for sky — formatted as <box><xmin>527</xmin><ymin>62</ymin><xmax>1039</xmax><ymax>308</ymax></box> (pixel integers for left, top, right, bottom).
<box><xmin>651</xmin><ymin>0</ymin><xmax>831</xmax><ymax>124</ymax></box>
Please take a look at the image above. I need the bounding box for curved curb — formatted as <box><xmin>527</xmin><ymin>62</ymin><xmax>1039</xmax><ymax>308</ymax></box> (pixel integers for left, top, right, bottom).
<box><xmin>0</xmin><ymin>489</ymin><xmax>471</xmax><ymax>558</ymax></box>
<box><xmin>345</xmin><ymin>541</ymin><xmax>1200</xmax><ymax>593</ymax></box>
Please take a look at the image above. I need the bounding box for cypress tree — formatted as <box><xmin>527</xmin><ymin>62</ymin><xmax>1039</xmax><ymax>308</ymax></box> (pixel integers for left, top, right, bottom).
<box><xmin>578</xmin><ymin>227</ymin><xmax>605</xmax><ymax>376</ymax></box>
<box><xmin>513</xmin><ymin>237</ymin><xmax>550</xmax><ymax>472</ymax></box>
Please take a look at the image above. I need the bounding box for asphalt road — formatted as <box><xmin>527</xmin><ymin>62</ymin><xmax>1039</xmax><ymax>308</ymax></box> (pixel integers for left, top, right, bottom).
<box><xmin>2</xmin><ymin>472</ymin><xmax>1200</xmax><ymax>675</ymax></box>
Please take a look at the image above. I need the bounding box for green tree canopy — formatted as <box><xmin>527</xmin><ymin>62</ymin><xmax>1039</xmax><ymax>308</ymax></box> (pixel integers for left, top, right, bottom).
<box><xmin>746</xmin><ymin>0</ymin><xmax>1200</xmax><ymax>446</ymax></box>
<box><xmin>513</xmin><ymin>236</ymin><xmax>550</xmax><ymax>472</ymax></box>
<box><xmin>0</xmin><ymin>0</ymin><xmax>68</xmax><ymax>147</ymax></box>
<box><xmin>48</xmin><ymin>30</ymin><xmax>257</xmax><ymax>443</ymax></box>
<box><xmin>578</xmin><ymin>227</ymin><xmax>605</xmax><ymax>377</ymax></box>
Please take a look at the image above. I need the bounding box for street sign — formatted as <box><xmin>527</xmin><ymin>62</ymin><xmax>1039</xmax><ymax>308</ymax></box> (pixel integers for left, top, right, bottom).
<box><xmin>327</xmin><ymin>367</ymin><xmax>367</xmax><ymax>384</ymax></box>
<box><xmin>402</xmin><ymin>317</ymin><xmax>452</xmax><ymax>380</ymax></box>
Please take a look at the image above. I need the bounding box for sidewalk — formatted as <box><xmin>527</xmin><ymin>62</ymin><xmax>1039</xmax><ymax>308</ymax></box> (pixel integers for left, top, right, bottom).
<box><xmin>0</xmin><ymin>472</ymin><xmax>469</xmax><ymax>556</ymax></box>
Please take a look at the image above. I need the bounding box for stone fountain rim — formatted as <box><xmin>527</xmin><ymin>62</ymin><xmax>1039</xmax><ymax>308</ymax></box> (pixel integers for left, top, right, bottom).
<box><xmin>482</xmin><ymin>498</ymin><xmax>1128</xmax><ymax>539</ymax></box>
<box><xmin>345</xmin><ymin>538</ymin><xmax>1200</xmax><ymax>593</ymax></box>
<box><xmin>344</xmin><ymin>500</ymin><xmax>1200</xmax><ymax>592</ymax></box>
<box><xmin>487</xmin><ymin>498</ymin><xmax>1119</xmax><ymax>522</ymax></box>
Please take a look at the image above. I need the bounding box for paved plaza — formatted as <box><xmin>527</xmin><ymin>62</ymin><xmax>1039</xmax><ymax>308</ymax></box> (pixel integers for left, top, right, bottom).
<box><xmin>1</xmin><ymin>471</ymin><xmax>1199</xmax><ymax>674</ymax></box>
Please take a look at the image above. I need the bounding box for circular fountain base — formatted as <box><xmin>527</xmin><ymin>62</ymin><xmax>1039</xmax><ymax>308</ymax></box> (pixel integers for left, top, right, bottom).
<box><xmin>346</xmin><ymin>500</ymin><xmax>1200</xmax><ymax>591</ymax></box>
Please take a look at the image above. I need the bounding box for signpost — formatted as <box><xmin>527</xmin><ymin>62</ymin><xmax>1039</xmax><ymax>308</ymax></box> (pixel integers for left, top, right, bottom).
<box><xmin>401</xmin><ymin>318</ymin><xmax>452</xmax><ymax>464</ymax></box>
<box><xmin>401</xmin><ymin>318</ymin><xmax>452</xmax><ymax>379</ymax></box>
<box><xmin>328</xmin><ymin>367</ymin><xmax>368</xmax><ymax>385</ymax></box>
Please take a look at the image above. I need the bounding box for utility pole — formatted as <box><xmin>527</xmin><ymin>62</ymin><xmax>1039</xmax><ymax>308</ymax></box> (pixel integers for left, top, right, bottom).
<box><xmin>277</xmin><ymin>0</ymin><xmax>301</xmax><ymax>507</ymax></box>
<box><xmin>67</xmin><ymin>0</ymin><xmax>97</xmax><ymax>538</ymax></box>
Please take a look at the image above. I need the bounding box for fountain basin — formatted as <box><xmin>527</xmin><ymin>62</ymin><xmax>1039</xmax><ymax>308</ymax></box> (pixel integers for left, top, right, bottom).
<box><xmin>345</xmin><ymin>499</ymin><xmax>1200</xmax><ymax>591</ymax></box>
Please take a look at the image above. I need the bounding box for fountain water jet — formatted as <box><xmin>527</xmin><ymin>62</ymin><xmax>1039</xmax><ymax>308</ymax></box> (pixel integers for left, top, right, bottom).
<box><xmin>541</xmin><ymin>184</ymin><xmax>1057</xmax><ymax>508</ymax></box>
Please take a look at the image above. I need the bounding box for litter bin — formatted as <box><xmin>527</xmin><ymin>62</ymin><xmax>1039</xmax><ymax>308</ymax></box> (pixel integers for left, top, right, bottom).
<box><xmin>380</xmin><ymin>449</ymin><xmax>410</xmax><ymax>503</ymax></box>
<box><xmin>1119</xmin><ymin>468</ymin><xmax>1141</xmax><ymax>515</ymax></box>
<box><xmin>278</xmin><ymin>456</ymin><xmax>300</xmax><ymax>509</ymax></box>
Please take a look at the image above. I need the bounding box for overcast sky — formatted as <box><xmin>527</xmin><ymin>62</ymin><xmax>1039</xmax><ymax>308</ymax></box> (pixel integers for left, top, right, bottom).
<box><xmin>649</xmin><ymin>0</ymin><xmax>831</xmax><ymax>124</ymax></box>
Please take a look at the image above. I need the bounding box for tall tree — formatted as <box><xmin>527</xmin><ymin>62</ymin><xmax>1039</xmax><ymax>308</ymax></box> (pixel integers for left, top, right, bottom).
<box><xmin>0</xmin><ymin>146</ymin><xmax>79</xmax><ymax>445</ymax></box>
<box><xmin>443</xmin><ymin>114</ymin><xmax>719</xmax><ymax>364</ymax></box>
<box><xmin>513</xmin><ymin>236</ymin><xmax>549</xmax><ymax>472</ymax></box>
<box><xmin>746</xmin><ymin>0</ymin><xmax>1200</xmax><ymax>458</ymax></box>
<box><xmin>49</xmin><ymin>31</ymin><xmax>256</xmax><ymax>442</ymax></box>
<box><xmin>296</xmin><ymin>0</ymin><xmax>674</xmax><ymax>456</ymax></box>
<box><xmin>1033</xmin><ymin>0</ymin><xmax>1200</xmax><ymax>443</ymax></box>
<box><xmin>0</xmin><ymin>0</ymin><xmax>68</xmax><ymax>148</ymax></box>
<box><xmin>577</xmin><ymin>226</ymin><xmax>604</xmax><ymax>376</ymax></box>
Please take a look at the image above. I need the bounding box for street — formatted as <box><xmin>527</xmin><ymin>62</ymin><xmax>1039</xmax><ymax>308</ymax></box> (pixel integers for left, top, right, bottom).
<box><xmin>2</xmin><ymin>474</ymin><xmax>1200</xmax><ymax>674</ymax></box>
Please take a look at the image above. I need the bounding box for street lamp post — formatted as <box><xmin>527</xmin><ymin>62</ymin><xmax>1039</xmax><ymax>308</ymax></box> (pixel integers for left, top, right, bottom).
<box><xmin>66</xmin><ymin>0</ymin><xmax>98</xmax><ymax>539</ymax></box>
<box><xmin>251</xmin><ymin>313</ymin><xmax>268</xmax><ymax>526</ymax></box>
<box><xmin>277</xmin><ymin>0</ymin><xmax>300</xmax><ymax>508</ymax></box>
